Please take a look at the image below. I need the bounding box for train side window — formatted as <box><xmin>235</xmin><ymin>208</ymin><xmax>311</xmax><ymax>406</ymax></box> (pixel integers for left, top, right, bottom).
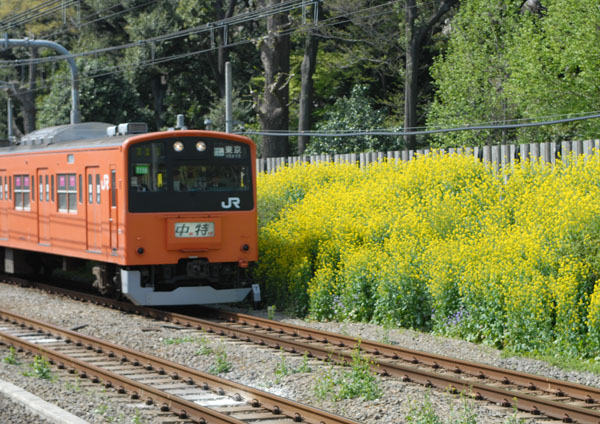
<box><xmin>88</xmin><ymin>174</ymin><xmax>93</xmax><ymax>204</ymax></box>
<box><xmin>57</xmin><ymin>173</ymin><xmax>77</xmax><ymax>213</ymax></box>
<box><xmin>45</xmin><ymin>176</ymin><xmax>49</xmax><ymax>202</ymax></box>
<box><xmin>78</xmin><ymin>174</ymin><xmax>82</xmax><ymax>204</ymax></box>
<box><xmin>51</xmin><ymin>175</ymin><xmax>54</xmax><ymax>202</ymax></box>
<box><xmin>0</xmin><ymin>178</ymin><xmax>3</xmax><ymax>200</ymax></box>
<box><xmin>14</xmin><ymin>175</ymin><xmax>30</xmax><ymax>211</ymax></box>
<box><xmin>111</xmin><ymin>170</ymin><xmax>116</xmax><ymax>207</ymax></box>
<box><xmin>31</xmin><ymin>175</ymin><xmax>34</xmax><ymax>201</ymax></box>
<box><xmin>39</xmin><ymin>176</ymin><xmax>43</xmax><ymax>202</ymax></box>
<box><xmin>14</xmin><ymin>176</ymin><xmax>22</xmax><ymax>209</ymax></box>
<box><xmin>96</xmin><ymin>174</ymin><xmax>100</xmax><ymax>204</ymax></box>
<box><xmin>8</xmin><ymin>176</ymin><xmax>11</xmax><ymax>201</ymax></box>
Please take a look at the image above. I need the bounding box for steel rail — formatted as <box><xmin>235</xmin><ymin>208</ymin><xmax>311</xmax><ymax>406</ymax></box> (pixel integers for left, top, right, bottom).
<box><xmin>214</xmin><ymin>310</ymin><xmax>600</xmax><ymax>404</ymax></box>
<box><xmin>5</xmin><ymin>279</ymin><xmax>600</xmax><ymax>423</ymax></box>
<box><xmin>0</xmin><ymin>330</ymin><xmax>246</xmax><ymax>424</ymax></box>
<box><xmin>0</xmin><ymin>308</ymin><xmax>359</xmax><ymax>424</ymax></box>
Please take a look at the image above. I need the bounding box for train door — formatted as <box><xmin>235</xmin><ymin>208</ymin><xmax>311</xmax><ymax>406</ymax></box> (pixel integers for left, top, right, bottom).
<box><xmin>0</xmin><ymin>170</ymin><xmax>7</xmax><ymax>240</ymax></box>
<box><xmin>37</xmin><ymin>169</ymin><xmax>51</xmax><ymax>245</ymax></box>
<box><xmin>85</xmin><ymin>167</ymin><xmax>101</xmax><ymax>252</ymax></box>
<box><xmin>109</xmin><ymin>166</ymin><xmax>118</xmax><ymax>254</ymax></box>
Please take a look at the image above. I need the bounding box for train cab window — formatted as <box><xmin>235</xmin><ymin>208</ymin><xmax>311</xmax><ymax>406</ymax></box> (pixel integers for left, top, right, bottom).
<box><xmin>57</xmin><ymin>173</ymin><xmax>77</xmax><ymax>213</ymax></box>
<box><xmin>14</xmin><ymin>175</ymin><xmax>30</xmax><ymax>211</ymax></box>
<box><xmin>129</xmin><ymin>142</ymin><xmax>166</xmax><ymax>192</ymax></box>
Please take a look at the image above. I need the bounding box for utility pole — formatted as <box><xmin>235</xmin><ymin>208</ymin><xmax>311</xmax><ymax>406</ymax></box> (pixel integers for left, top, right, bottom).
<box><xmin>7</xmin><ymin>96</ymin><xmax>12</xmax><ymax>140</ymax></box>
<box><xmin>225</xmin><ymin>61</ymin><xmax>233</xmax><ymax>133</ymax></box>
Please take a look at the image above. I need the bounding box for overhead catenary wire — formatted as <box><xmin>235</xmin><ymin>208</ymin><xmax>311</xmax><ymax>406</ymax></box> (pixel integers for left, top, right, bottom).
<box><xmin>0</xmin><ymin>0</ymin><xmax>80</xmax><ymax>33</ymax></box>
<box><xmin>0</xmin><ymin>0</ymin><xmax>420</xmax><ymax>69</ymax></box>
<box><xmin>236</xmin><ymin>112</ymin><xmax>600</xmax><ymax>137</ymax></box>
<box><xmin>0</xmin><ymin>0</ymin><xmax>404</xmax><ymax>95</ymax></box>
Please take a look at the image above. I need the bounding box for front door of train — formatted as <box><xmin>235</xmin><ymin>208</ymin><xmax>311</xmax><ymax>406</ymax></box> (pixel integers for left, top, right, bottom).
<box><xmin>0</xmin><ymin>170</ymin><xmax>7</xmax><ymax>240</ymax></box>
<box><xmin>37</xmin><ymin>169</ymin><xmax>51</xmax><ymax>245</ymax></box>
<box><xmin>86</xmin><ymin>167</ymin><xmax>101</xmax><ymax>252</ymax></box>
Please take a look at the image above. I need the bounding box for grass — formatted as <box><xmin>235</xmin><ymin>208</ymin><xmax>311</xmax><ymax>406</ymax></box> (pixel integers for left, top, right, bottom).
<box><xmin>22</xmin><ymin>355</ymin><xmax>52</xmax><ymax>380</ymax></box>
<box><xmin>2</xmin><ymin>347</ymin><xmax>19</xmax><ymax>365</ymax></box>
<box><xmin>163</xmin><ymin>336</ymin><xmax>198</xmax><ymax>345</ymax></box>
<box><xmin>209</xmin><ymin>350</ymin><xmax>233</xmax><ymax>374</ymax></box>
<box><xmin>314</xmin><ymin>346</ymin><xmax>381</xmax><ymax>401</ymax></box>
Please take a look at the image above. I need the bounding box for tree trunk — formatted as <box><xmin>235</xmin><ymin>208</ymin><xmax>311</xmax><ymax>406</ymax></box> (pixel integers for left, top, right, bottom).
<box><xmin>258</xmin><ymin>0</ymin><xmax>290</xmax><ymax>158</ymax></box>
<box><xmin>208</xmin><ymin>0</ymin><xmax>237</xmax><ymax>98</ymax></box>
<box><xmin>404</xmin><ymin>0</ymin><xmax>458</xmax><ymax>150</ymax></box>
<box><xmin>10</xmin><ymin>48</ymin><xmax>38</xmax><ymax>134</ymax></box>
<box><xmin>151</xmin><ymin>74</ymin><xmax>168</xmax><ymax>130</ymax></box>
<box><xmin>297</xmin><ymin>29</ymin><xmax>319</xmax><ymax>155</ymax></box>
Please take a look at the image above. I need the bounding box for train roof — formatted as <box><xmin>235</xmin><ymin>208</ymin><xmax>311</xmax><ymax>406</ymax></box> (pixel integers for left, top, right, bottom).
<box><xmin>1</xmin><ymin>122</ymin><xmax>129</xmax><ymax>154</ymax></box>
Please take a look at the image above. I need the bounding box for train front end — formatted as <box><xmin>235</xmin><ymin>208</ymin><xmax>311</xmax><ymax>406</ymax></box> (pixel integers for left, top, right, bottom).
<box><xmin>120</xmin><ymin>130</ymin><xmax>258</xmax><ymax>306</ymax></box>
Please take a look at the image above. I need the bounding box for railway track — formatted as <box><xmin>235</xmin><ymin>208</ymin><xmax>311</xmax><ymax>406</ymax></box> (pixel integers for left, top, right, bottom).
<box><xmin>4</xmin><ymin>277</ymin><xmax>600</xmax><ymax>423</ymax></box>
<box><xmin>0</xmin><ymin>307</ymin><xmax>359</xmax><ymax>424</ymax></box>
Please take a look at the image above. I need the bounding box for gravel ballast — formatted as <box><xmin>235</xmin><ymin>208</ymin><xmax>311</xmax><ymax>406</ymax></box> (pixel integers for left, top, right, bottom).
<box><xmin>1</xmin><ymin>282</ymin><xmax>599</xmax><ymax>423</ymax></box>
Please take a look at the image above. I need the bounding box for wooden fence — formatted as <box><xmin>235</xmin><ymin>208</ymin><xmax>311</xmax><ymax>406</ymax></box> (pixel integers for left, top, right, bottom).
<box><xmin>256</xmin><ymin>139</ymin><xmax>600</xmax><ymax>174</ymax></box>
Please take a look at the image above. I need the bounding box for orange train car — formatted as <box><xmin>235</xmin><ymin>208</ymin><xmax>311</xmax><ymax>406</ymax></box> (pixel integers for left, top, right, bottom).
<box><xmin>0</xmin><ymin>122</ymin><xmax>258</xmax><ymax>305</ymax></box>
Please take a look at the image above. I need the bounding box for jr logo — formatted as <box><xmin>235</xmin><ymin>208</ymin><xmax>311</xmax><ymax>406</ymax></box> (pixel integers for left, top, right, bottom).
<box><xmin>221</xmin><ymin>197</ymin><xmax>241</xmax><ymax>209</ymax></box>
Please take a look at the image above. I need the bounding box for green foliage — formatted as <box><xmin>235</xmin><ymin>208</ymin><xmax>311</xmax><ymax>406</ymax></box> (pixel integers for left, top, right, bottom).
<box><xmin>405</xmin><ymin>392</ymin><xmax>443</xmax><ymax>424</ymax></box>
<box><xmin>427</xmin><ymin>0</ymin><xmax>523</xmax><ymax>147</ymax></box>
<box><xmin>314</xmin><ymin>347</ymin><xmax>380</xmax><ymax>401</ymax></box>
<box><xmin>267</xmin><ymin>305</ymin><xmax>276</xmax><ymax>320</ymax></box>
<box><xmin>37</xmin><ymin>57</ymin><xmax>150</xmax><ymax>128</ymax></box>
<box><xmin>306</xmin><ymin>85</ymin><xmax>402</xmax><ymax>154</ymax></box>
<box><xmin>23</xmin><ymin>355</ymin><xmax>52</xmax><ymax>380</ymax></box>
<box><xmin>163</xmin><ymin>336</ymin><xmax>198</xmax><ymax>345</ymax></box>
<box><xmin>428</xmin><ymin>0</ymin><xmax>600</xmax><ymax>147</ymax></box>
<box><xmin>209</xmin><ymin>349</ymin><xmax>232</xmax><ymax>374</ymax></box>
<box><xmin>505</xmin><ymin>0</ymin><xmax>600</xmax><ymax>143</ymax></box>
<box><xmin>3</xmin><ymin>347</ymin><xmax>19</xmax><ymax>365</ymax></box>
<box><xmin>196</xmin><ymin>337</ymin><xmax>213</xmax><ymax>356</ymax></box>
<box><xmin>273</xmin><ymin>349</ymin><xmax>312</xmax><ymax>383</ymax></box>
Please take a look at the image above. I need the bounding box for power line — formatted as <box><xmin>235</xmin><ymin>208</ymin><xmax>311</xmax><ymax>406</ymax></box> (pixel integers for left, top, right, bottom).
<box><xmin>0</xmin><ymin>0</ymin><xmax>320</xmax><ymax>68</ymax></box>
<box><xmin>237</xmin><ymin>112</ymin><xmax>600</xmax><ymax>137</ymax></box>
<box><xmin>0</xmin><ymin>0</ymin><xmax>402</xmax><ymax>94</ymax></box>
<box><xmin>0</xmin><ymin>0</ymin><xmax>79</xmax><ymax>32</ymax></box>
<box><xmin>0</xmin><ymin>0</ymin><xmax>421</xmax><ymax>70</ymax></box>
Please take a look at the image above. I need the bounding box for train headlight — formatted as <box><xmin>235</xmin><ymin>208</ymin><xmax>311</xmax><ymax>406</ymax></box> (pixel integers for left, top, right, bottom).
<box><xmin>173</xmin><ymin>141</ymin><xmax>184</xmax><ymax>152</ymax></box>
<box><xmin>196</xmin><ymin>141</ymin><xmax>207</xmax><ymax>152</ymax></box>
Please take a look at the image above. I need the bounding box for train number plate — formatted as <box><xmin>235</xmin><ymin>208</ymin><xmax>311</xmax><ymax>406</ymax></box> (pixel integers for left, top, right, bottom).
<box><xmin>174</xmin><ymin>222</ymin><xmax>215</xmax><ymax>238</ymax></box>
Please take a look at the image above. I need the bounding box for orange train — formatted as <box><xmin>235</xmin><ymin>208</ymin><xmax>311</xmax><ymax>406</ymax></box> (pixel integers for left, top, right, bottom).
<box><xmin>0</xmin><ymin>122</ymin><xmax>258</xmax><ymax>305</ymax></box>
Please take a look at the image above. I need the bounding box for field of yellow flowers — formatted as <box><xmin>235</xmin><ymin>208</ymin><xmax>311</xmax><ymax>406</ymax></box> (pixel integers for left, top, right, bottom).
<box><xmin>255</xmin><ymin>153</ymin><xmax>600</xmax><ymax>357</ymax></box>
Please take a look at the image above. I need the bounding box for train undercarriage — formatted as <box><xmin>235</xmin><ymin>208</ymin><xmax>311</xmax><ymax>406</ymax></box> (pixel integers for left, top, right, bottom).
<box><xmin>1</xmin><ymin>247</ymin><xmax>251</xmax><ymax>306</ymax></box>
